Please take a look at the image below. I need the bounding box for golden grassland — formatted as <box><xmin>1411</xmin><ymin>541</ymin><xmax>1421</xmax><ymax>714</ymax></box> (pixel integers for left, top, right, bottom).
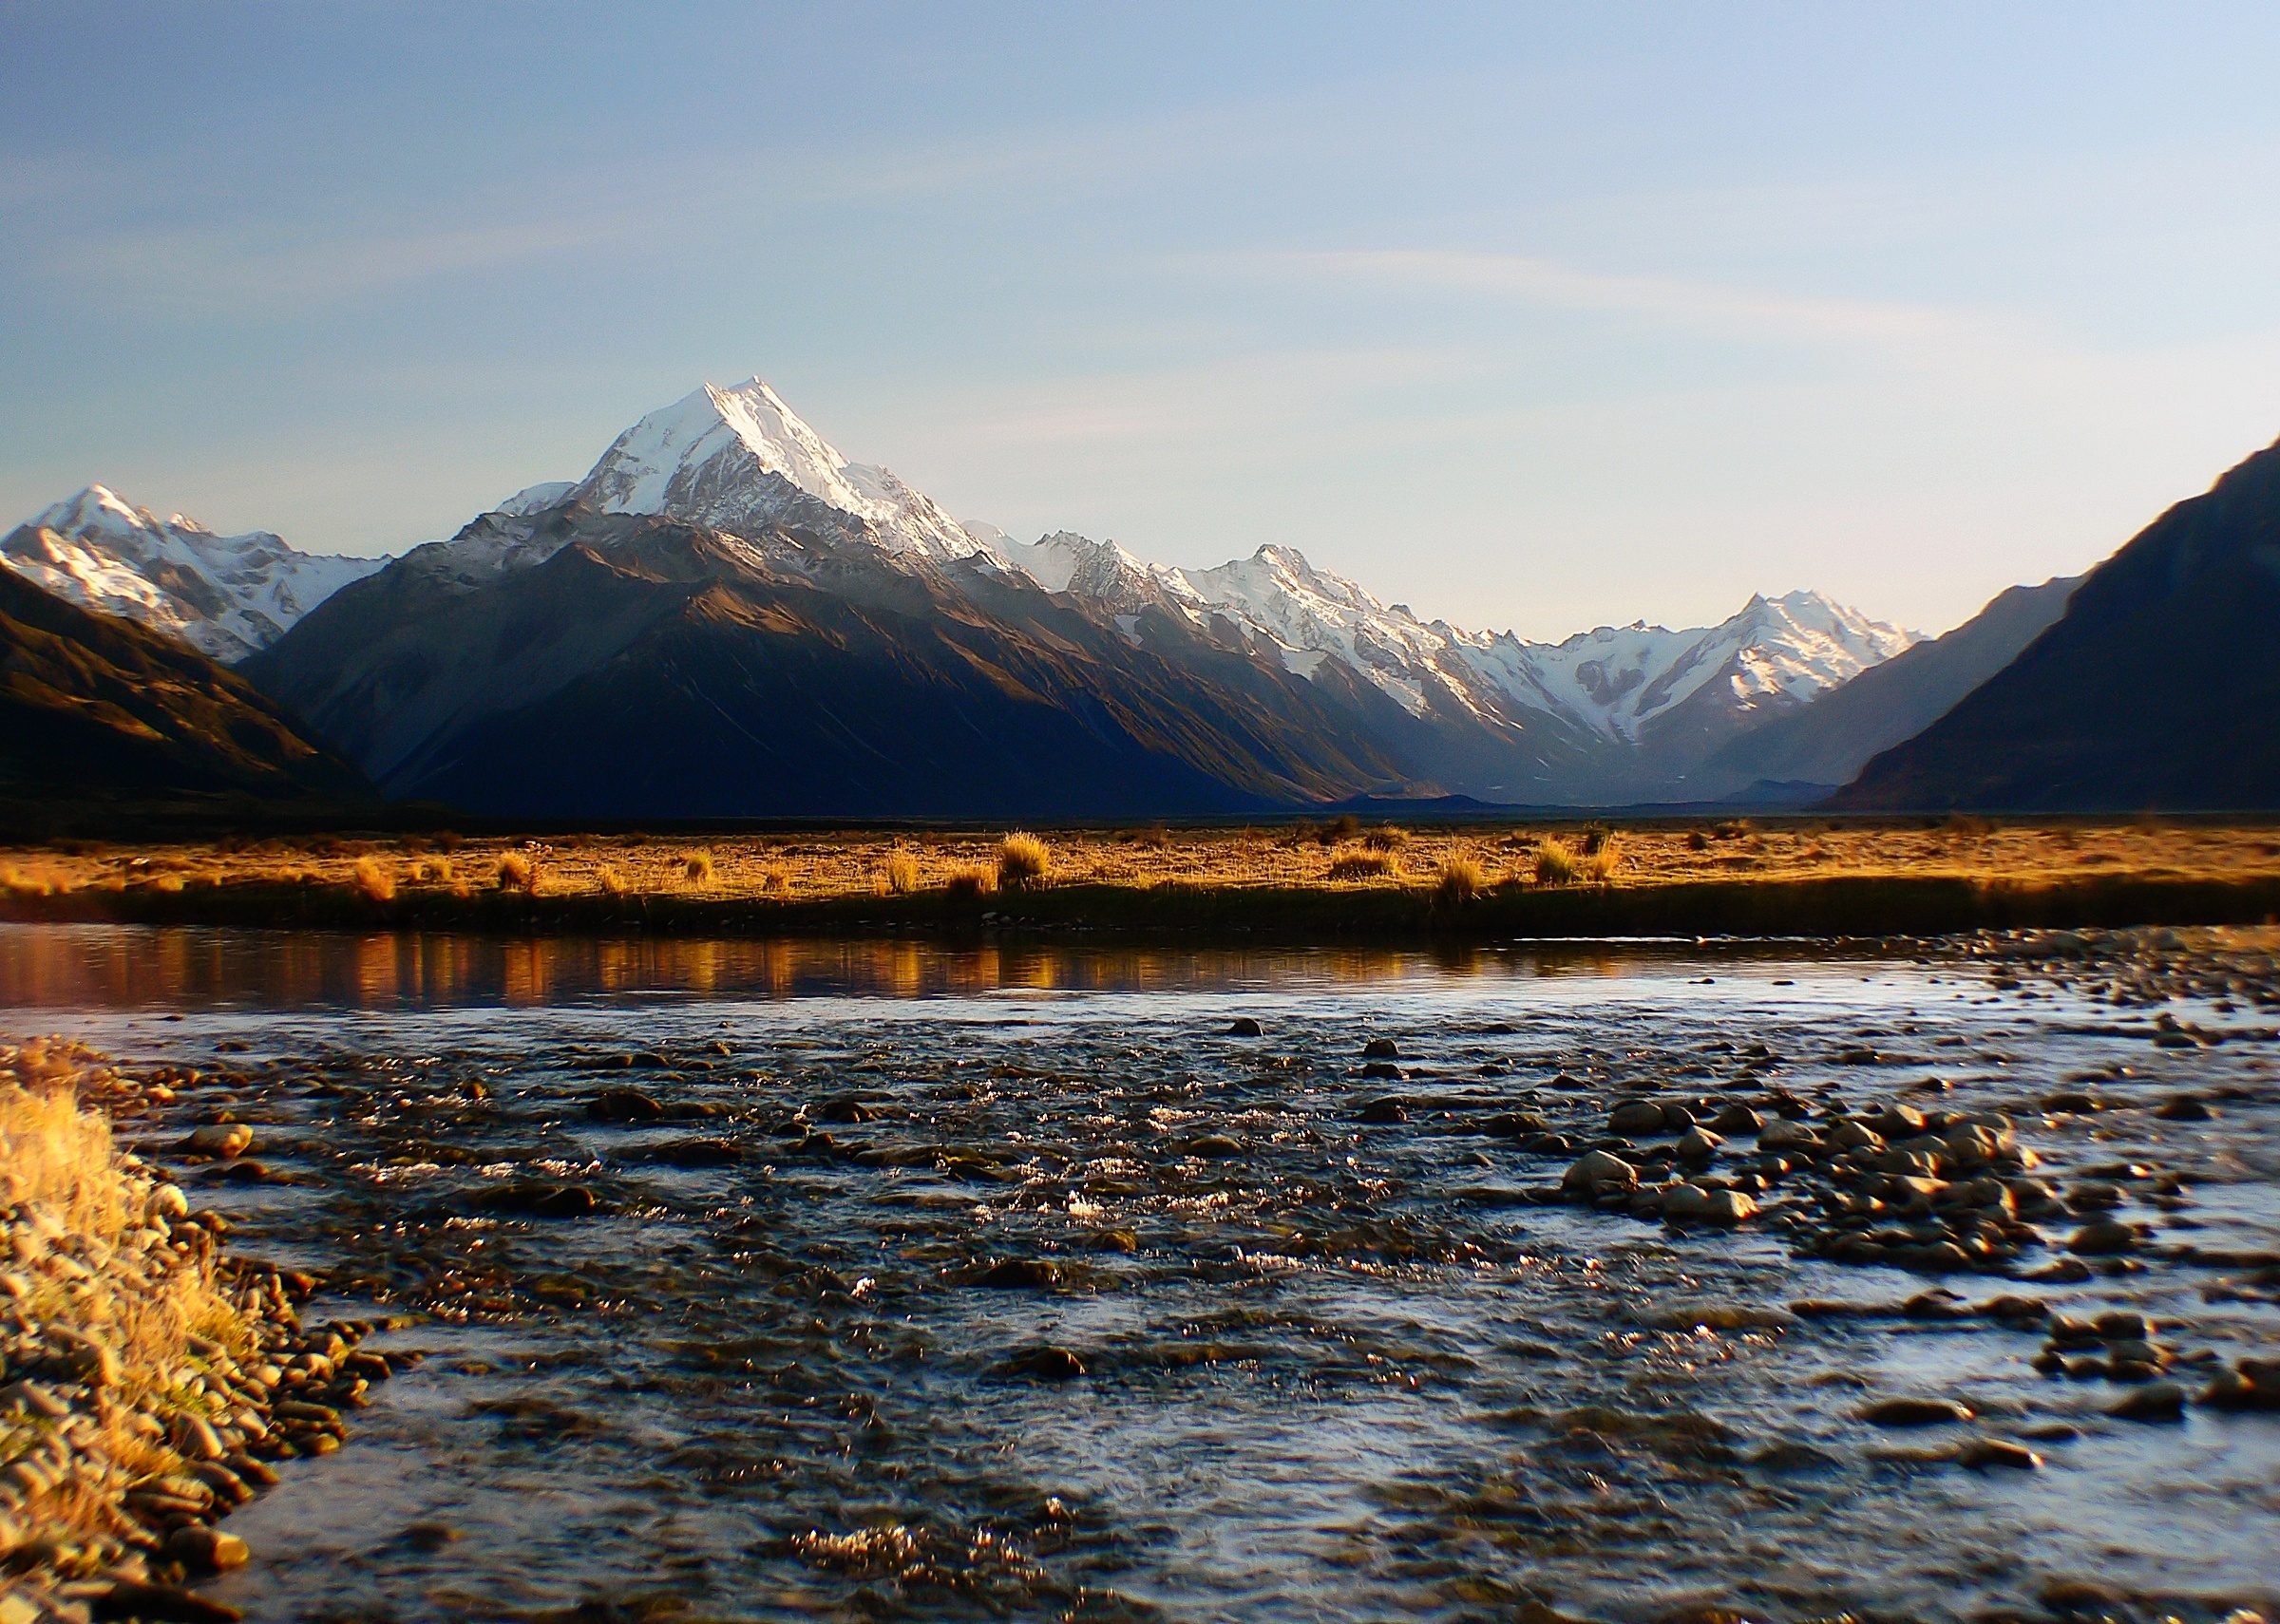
<box><xmin>0</xmin><ymin>1042</ymin><xmax>256</xmax><ymax>1549</ymax></box>
<box><xmin>3</xmin><ymin>816</ymin><xmax>2279</xmax><ymax>938</ymax></box>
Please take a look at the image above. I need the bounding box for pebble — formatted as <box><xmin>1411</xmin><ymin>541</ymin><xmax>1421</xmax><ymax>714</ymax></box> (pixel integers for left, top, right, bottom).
<box><xmin>1957</xmin><ymin>1437</ymin><xmax>2042</xmax><ymax>1470</ymax></box>
<box><xmin>2106</xmin><ymin>1381</ymin><xmax>2186</xmax><ymax>1423</ymax></box>
<box><xmin>1858</xmin><ymin>1397</ymin><xmax>1974</xmax><ymax>1427</ymax></box>
<box><xmin>2068</xmin><ymin>1220</ymin><xmax>2138</xmax><ymax>1256</ymax></box>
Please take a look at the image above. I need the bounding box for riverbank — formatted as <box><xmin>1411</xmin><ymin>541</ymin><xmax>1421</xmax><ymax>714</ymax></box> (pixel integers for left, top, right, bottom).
<box><xmin>4</xmin><ymin>821</ymin><xmax>2280</xmax><ymax>941</ymax></box>
<box><xmin>0</xmin><ymin>1042</ymin><xmax>398</xmax><ymax>1624</ymax></box>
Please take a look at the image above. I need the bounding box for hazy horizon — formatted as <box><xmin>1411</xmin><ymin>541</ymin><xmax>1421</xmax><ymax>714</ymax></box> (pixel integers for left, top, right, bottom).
<box><xmin>6</xmin><ymin>2</ymin><xmax>2279</xmax><ymax>639</ymax></box>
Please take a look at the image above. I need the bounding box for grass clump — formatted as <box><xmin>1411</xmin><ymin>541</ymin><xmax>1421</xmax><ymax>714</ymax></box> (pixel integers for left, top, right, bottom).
<box><xmin>884</xmin><ymin>854</ymin><xmax>921</xmax><ymax>895</ymax></box>
<box><xmin>998</xmin><ymin>832</ymin><xmax>1052</xmax><ymax>888</ymax></box>
<box><xmin>496</xmin><ymin>851</ymin><xmax>538</xmax><ymax>894</ymax></box>
<box><xmin>351</xmin><ymin>856</ymin><xmax>396</xmax><ymax>902</ymax></box>
<box><xmin>1326</xmin><ymin>847</ymin><xmax>1399</xmax><ymax>881</ymax></box>
<box><xmin>1533</xmin><ymin>839</ymin><xmax>1584</xmax><ymax>886</ymax></box>
<box><xmin>1435</xmin><ymin>856</ymin><xmax>1486</xmax><ymax>906</ymax></box>
<box><xmin>597</xmin><ymin>866</ymin><xmax>628</xmax><ymax>897</ymax></box>
<box><xmin>943</xmin><ymin>864</ymin><xmax>998</xmax><ymax>899</ymax></box>
<box><xmin>1362</xmin><ymin>826</ymin><xmax>1410</xmax><ymax>852</ymax></box>
<box><xmin>682</xmin><ymin>850</ymin><xmax>716</xmax><ymax>885</ymax></box>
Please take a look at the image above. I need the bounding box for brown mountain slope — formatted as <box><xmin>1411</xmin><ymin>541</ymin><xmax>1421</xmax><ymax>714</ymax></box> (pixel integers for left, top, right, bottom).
<box><xmin>244</xmin><ymin>510</ymin><xmax>1421</xmax><ymax>818</ymax></box>
<box><xmin>0</xmin><ymin>567</ymin><xmax>371</xmax><ymax>810</ymax></box>
<box><xmin>1834</xmin><ymin>435</ymin><xmax>2280</xmax><ymax>811</ymax></box>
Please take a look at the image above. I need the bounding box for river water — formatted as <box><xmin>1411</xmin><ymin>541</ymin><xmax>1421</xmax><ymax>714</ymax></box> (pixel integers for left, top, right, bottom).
<box><xmin>1</xmin><ymin>924</ymin><xmax>2274</xmax><ymax>1624</ymax></box>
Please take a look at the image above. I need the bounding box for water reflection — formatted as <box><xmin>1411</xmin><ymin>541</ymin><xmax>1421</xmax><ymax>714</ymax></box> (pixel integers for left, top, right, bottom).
<box><xmin>0</xmin><ymin>923</ymin><xmax>1665</xmax><ymax>1010</ymax></box>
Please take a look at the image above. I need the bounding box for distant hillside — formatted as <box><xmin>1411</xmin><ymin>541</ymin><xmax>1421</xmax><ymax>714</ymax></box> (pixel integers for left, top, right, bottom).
<box><xmin>1834</xmin><ymin>435</ymin><xmax>2280</xmax><ymax>811</ymax></box>
<box><xmin>1691</xmin><ymin>576</ymin><xmax>2078</xmax><ymax>800</ymax></box>
<box><xmin>0</xmin><ymin>568</ymin><xmax>371</xmax><ymax>812</ymax></box>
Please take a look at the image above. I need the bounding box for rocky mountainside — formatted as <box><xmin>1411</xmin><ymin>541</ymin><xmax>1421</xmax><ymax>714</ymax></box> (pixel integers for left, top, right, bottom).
<box><xmin>1834</xmin><ymin>437</ymin><xmax>2280</xmax><ymax>812</ymax></box>
<box><xmin>243</xmin><ymin>505</ymin><xmax>1419</xmax><ymax>818</ymax></box>
<box><xmin>0</xmin><ymin>567</ymin><xmax>370</xmax><ymax>811</ymax></box>
<box><xmin>1688</xmin><ymin>575</ymin><xmax>2080</xmax><ymax>802</ymax></box>
<box><xmin>993</xmin><ymin>528</ymin><xmax>1914</xmax><ymax>802</ymax></box>
<box><xmin>0</xmin><ymin>486</ymin><xmax>387</xmax><ymax>662</ymax></box>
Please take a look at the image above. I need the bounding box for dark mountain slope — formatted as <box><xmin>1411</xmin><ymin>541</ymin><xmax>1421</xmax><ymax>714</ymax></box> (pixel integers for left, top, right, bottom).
<box><xmin>1693</xmin><ymin>576</ymin><xmax>2078</xmax><ymax>799</ymax></box>
<box><xmin>0</xmin><ymin>568</ymin><xmax>370</xmax><ymax>807</ymax></box>
<box><xmin>1834</xmin><ymin>437</ymin><xmax>2280</xmax><ymax>811</ymax></box>
<box><xmin>246</xmin><ymin>510</ymin><xmax>1418</xmax><ymax>818</ymax></box>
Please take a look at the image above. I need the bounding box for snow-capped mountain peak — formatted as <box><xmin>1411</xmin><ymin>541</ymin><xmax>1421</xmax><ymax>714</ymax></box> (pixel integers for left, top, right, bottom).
<box><xmin>1</xmin><ymin>484</ymin><xmax>389</xmax><ymax>662</ymax></box>
<box><xmin>567</xmin><ymin>378</ymin><xmax>994</xmax><ymax>562</ymax></box>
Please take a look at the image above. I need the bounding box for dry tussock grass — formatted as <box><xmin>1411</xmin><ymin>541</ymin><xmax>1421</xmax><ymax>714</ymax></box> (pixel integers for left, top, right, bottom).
<box><xmin>3</xmin><ymin>821</ymin><xmax>2276</xmax><ymax>919</ymax></box>
<box><xmin>351</xmin><ymin>855</ymin><xmax>395</xmax><ymax>902</ymax></box>
<box><xmin>1326</xmin><ymin>847</ymin><xmax>1400</xmax><ymax>881</ymax></box>
<box><xmin>998</xmin><ymin>832</ymin><xmax>1052</xmax><ymax>888</ymax></box>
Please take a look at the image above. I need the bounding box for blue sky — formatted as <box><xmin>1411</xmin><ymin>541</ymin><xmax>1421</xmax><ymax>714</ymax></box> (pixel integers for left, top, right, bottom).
<box><xmin>5</xmin><ymin>2</ymin><xmax>2279</xmax><ymax>638</ymax></box>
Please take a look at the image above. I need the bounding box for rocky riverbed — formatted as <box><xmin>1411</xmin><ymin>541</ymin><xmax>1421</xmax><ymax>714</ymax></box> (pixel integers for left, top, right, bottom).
<box><xmin>0</xmin><ymin>923</ymin><xmax>2273</xmax><ymax>1623</ymax></box>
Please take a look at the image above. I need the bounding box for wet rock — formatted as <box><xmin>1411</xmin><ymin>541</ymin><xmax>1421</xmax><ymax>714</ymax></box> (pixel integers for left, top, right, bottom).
<box><xmin>1225</xmin><ymin>1017</ymin><xmax>1264</xmax><ymax>1037</ymax></box>
<box><xmin>1561</xmin><ymin>1150</ymin><xmax>1639</xmax><ymax>1195</ymax></box>
<box><xmin>477</xmin><ymin>1182</ymin><xmax>601</xmax><ymax>1218</ymax></box>
<box><xmin>2041</xmin><ymin>1579</ymin><xmax>2130</xmax><ymax>1618</ymax></box>
<box><xmin>2196</xmin><ymin>1358</ymin><xmax>2280</xmax><ymax>1410</ymax></box>
<box><xmin>1674</xmin><ymin>1126</ymin><xmax>1722</xmax><ymax>1164</ymax></box>
<box><xmin>1362</xmin><ymin>1037</ymin><xmax>1400</xmax><ymax>1060</ymax></box>
<box><xmin>1711</xmin><ymin>1104</ymin><xmax>1762</xmax><ymax>1136</ymax></box>
<box><xmin>1608</xmin><ymin>1101</ymin><xmax>1665</xmax><ymax>1137</ymax></box>
<box><xmin>1858</xmin><ymin>1397</ymin><xmax>1973</xmax><ymax>1427</ymax></box>
<box><xmin>2106</xmin><ymin>1381</ymin><xmax>2186</xmax><ymax>1423</ymax></box>
<box><xmin>1354</xmin><ymin>1098</ymin><xmax>1409</xmax><ymax>1124</ymax></box>
<box><xmin>163</xmin><ymin>1523</ymin><xmax>251</xmax><ymax>1572</ymax></box>
<box><xmin>813</xmin><ymin>1095</ymin><xmax>877</xmax><ymax>1124</ymax></box>
<box><xmin>1185</xmin><ymin>1134</ymin><xmax>1245</xmax><ymax>1158</ymax></box>
<box><xmin>2154</xmin><ymin>1096</ymin><xmax>2214</xmax><ymax>1122</ymax></box>
<box><xmin>972</xmin><ymin>1258</ymin><xmax>1061</xmax><ymax>1289</ymax></box>
<box><xmin>1480</xmin><ymin>1110</ymin><xmax>1549</xmax><ymax>1139</ymax></box>
<box><xmin>585</xmin><ymin>1087</ymin><xmax>665</xmax><ymax>1123</ymax></box>
<box><xmin>184</xmin><ymin>1123</ymin><xmax>253</xmax><ymax>1158</ymax></box>
<box><xmin>2068</xmin><ymin>1220</ymin><xmax>2138</xmax><ymax>1256</ymax></box>
<box><xmin>2064</xmin><ymin>1181</ymin><xmax>2124</xmax><ymax>1213</ymax></box>
<box><xmin>1957</xmin><ymin>1437</ymin><xmax>2042</xmax><ymax>1469</ymax></box>
<box><xmin>645</xmin><ymin>1137</ymin><xmax>745</xmax><ymax>1166</ymax></box>
<box><xmin>1004</xmin><ymin>1346</ymin><xmax>1088</xmax><ymax>1380</ymax></box>
<box><xmin>89</xmin><ymin>1580</ymin><xmax>245</xmax><ymax>1623</ymax></box>
<box><xmin>1088</xmin><ymin>1229</ymin><xmax>1140</xmax><ymax>1253</ymax></box>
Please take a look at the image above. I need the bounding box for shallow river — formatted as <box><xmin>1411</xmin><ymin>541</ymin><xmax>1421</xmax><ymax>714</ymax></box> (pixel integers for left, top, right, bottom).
<box><xmin>2</xmin><ymin>925</ymin><xmax>2276</xmax><ymax>1624</ymax></box>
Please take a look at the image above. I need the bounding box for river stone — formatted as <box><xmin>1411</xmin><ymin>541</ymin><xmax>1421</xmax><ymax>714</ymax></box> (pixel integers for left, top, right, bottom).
<box><xmin>1562</xmin><ymin>1150</ymin><xmax>1638</xmax><ymax>1193</ymax></box>
<box><xmin>2068</xmin><ymin>1220</ymin><xmax>2138</xmax><ymax>1256</ymax></box>
<box><xmin>1362</xmin><ymin>1037</ymin><xmax>1400</xmax><ymax>1059</ymax></box>
<box><xmin>2107</xmin><ymin>1381</ymin><xmax>2186</xmax><ymax>1423</ymax></box>
<box><xmin>974</xmin><ymin>1258</ymin><xmax>1060</xmax><ymax>1289</ymax></box>
<box><xmin>1957</xmin><ymin>1437</ymin><xmax>2042</xmax><ymax>1470</ymax></box>
<box><xmin>186</xmin><ymin>1123</ymin><xmax>253</xmax><ymax>1158</ymax></box>
<box><xmin>1859</xmin><ymin>1397</ymin><xmax>1973</xmax><ymax>1427</ymax></box>
<box><xmin>1608</xmin><ymin>1101</ymin><xmax>1665</xmax><ymax>1137</ymax></box>
<box><xmin>586</xmin><ymin>1087</ymin><xmax>665</xmax><ymax>1123</ymax></box>
<box><xmin>1355</xmin><ymin>1098</ymin><xmax>1409</xmax><ymax>1124</ymax></box>
<box><xmin>1007</xmin><ymin>1346</ymin><xmax>1088</xmax><ymax>1379</ymax></box>
<box><xmin>1225</xmin><ymin>1018</ymin><xmax>1264</xmax><ymax>1037</ymax></box>
<box><xmin>1675</xmin><ymin>1126</ymin><xmax>1722</xmax><ymax>1163</ymax></box>
<box><xmin>1711</xmin><ymin>1105</ymin><xmax>1762</xmax><ymax>1136</ymax></box>
<box><xmin>165</xmin><ymin>1523</ymin><xmax>251</xmax><ymax>1571</ymax></box>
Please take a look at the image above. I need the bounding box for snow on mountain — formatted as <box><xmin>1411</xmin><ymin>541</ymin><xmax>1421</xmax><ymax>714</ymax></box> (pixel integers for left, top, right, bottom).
<box><xmin>495</xmin><ymin>481</ymin><xmax>575</xmax><ymax>516</ymax></box>
<box><xmin>995</xmin><ymin>529</ymin><xmax>1917</xmax><ymax>739</ymax></box>
<box><xmin>1</xmin><ymin>485</ymin><xmax>388</xmax><ymax>663</ymax></box>
<box><xmin>568</xmin><ymin>379</ymin><xmax>995</xmax><ymax>562</ymax></box>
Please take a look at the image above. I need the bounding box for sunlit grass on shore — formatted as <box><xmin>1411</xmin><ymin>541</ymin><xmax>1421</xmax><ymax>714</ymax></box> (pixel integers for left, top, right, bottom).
<box><xmin>2</xmin><ymin>817</ymin><xmax>2276</xmax><ymax>938</ymax></box>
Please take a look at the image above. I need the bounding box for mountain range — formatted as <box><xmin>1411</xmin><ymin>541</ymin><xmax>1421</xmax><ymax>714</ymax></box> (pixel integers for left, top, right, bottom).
<box><xmin>7</xmin><ymin>375</ymin><xmax>2270</xmax><ymax>816</ymax></box>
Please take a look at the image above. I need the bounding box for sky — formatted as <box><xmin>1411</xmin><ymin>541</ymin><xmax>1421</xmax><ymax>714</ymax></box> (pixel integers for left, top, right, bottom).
<box><xmin>5</xmin><ymin>3</ymin><xmax>2280</xmax><ymax>640</ymax></box>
